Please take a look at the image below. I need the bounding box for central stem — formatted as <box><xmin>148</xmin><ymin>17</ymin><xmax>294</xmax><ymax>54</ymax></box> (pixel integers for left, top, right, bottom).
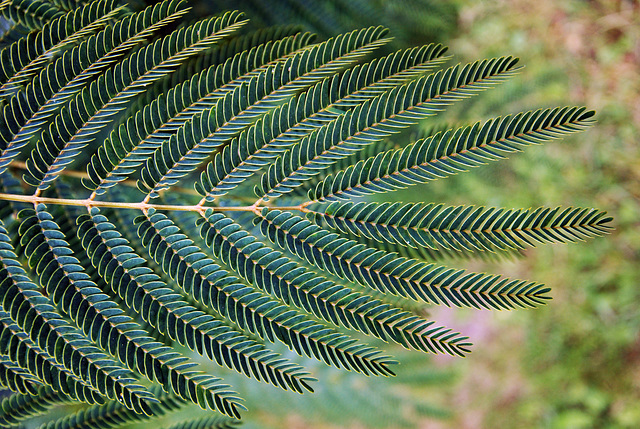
<box><xmin>0</xmin><ymin>192</ymin><xmax>310</xmax><ymax>213</ymax></box>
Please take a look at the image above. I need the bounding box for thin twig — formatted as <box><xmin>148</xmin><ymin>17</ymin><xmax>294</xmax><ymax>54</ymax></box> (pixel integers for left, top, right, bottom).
<box><xmin>0</xmin><ymin>192</ymin><xmax>309</xmax><ymax>213</ymax></box>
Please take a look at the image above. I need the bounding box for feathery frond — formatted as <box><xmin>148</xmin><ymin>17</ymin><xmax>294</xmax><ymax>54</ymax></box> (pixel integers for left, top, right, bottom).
<box><xmin>258</xmin><ymin>209</ymin><xmax>551</xmax><ymax>310</ymax></box>
<box><xmin>308</xmin><ymin>201</ymin><xmax>613</xmax><ymax>253</ymax></box>
<box><xmin>0</xmin><ymin>0</ymin><xmax>65</xmax><ymax>30</ymax></box>
<box><xmin>0</xmin><ymin>0</ymin><xmax>611</xmax><ymax>426</ymax></box>
<box><xmin>38</xmin><ymin>388</ymin><xmax>186</xmax><ymax>429</ymax></box>
<box><xmin>15</xmin><ymin>206</ymin><xmax>243</xmax><ymax>416</ymax></box>
<box><xmin>0</xmin><ymin>0</ymin><xmax>189</xmax><ymax>176</ymax></box>
<box><xmin>0</xmin><ymin>386</ymin><xmax>74</xmax><ymax>427</ymax></box>
<box><xmin>77</xmin><ymin>207</ymin><xmax>316</xmax><ymax>394</ymax></box>
<box><xmin>138</xmin><ymin>209</ymin><xmax>397</xmax><ymax>376</ymax></box>
<box><xmin>308</xmin><ymin>107</ymin><xmax>595</xmax><ymax>202</ymax></box>
<box><xmin>0</xmin><ymin>0</ymin><xmax>126</xmax><ymax>99</ymax></box>
<box><xmin>196</xmin><ymin>43</ymin><xmax>449</xmax><ymax>200</ymax></box>
<box><xmin>82</xmin><ymin>30</ymin><xmax>315</xmax><ymax>197</ymax></box>
<box><xmin>256</xmin><ymin>56</ymin><xmax>520</xmax><ymax>199</ymax></box>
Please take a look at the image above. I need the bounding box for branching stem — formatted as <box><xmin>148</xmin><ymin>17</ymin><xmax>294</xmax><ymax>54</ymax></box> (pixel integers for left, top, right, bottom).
<box><xmin>0</xmin><ymin>192</ymin><xmax>309</xmax><ymax>213</ymax></box>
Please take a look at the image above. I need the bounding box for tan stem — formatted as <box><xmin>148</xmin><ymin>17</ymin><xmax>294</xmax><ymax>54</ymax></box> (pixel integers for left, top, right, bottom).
<box><xmin>0</xmin><ymin>192</ymin><xmax>310</xmax><ymax>213</ymax></box>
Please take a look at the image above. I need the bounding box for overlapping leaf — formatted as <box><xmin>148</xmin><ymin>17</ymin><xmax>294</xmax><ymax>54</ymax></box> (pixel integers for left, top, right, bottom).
<box><xmin>0</xmin><ymin>356</ymin><xmax>42</xmax><ymax>396</ymax></box>
<box><xmin>309</xmin><ymin>201</ymin><xmax>613</xmax><ymax>253</ymax></box>
<box><xmin>196</xmin><ymin>43</ymin><xmax>448</xmax><ymax>200</ymax></box>
<box><xmin>82</xmin><ymin>30</ymin><xmax>315</xmax><ymax>197</ymax></box>
<box><xmin>309</xmin><ymin>107</ymin><xmax>596</xmax><ymax>202</ymax></box>
<box><xmin>257</xmin><ymin>56</ymin><xmax>520</xmax><ymax>199</ymax></box>
<box><xmin>0</xmin><ymin>218</ymin><xmax>141</xmax><ymax>409</ymax></box>
<box><xmin>259</xmin><ymin>209</ymin><xmax>551</xmax><ymax>310</ymax></box>
<box><xmin>0</xmin><ymin>0</ymin><xmax>64</xmax><ymax>30</ymax></box>
<box><xmin>77</xmin><ymin>208</ymin><xmax>315</xmax><ymax>394</ymax></box>
<box><xmin>23</xmin><ymin>10</ymin><xmax>246</xmax><ymax>191</ymax></box>
<box><xmin>0</xmin><ymin>0</ymin><xmax>125</xmax><ymax>98</ymax></box>
<box><xmin>38</xmin><ymin>388</ymin><xmax>186</xmax><ymax>429</ymax></box>
<box><xmin>0</xmin><ymin>0</ymin><xmax>188</xmax><ymax>176</ymax></box>
<box><xmin>137</xmin><ymin>209</ymin><xmax>398</xmax><ymax>375</ymax></box>
<box><xmin>198</xmin><ymin>209</ymin><xmax>472</xmax><ymax>355</ymax></box>
<box><xmin>16</xmin><ymin>206</ymin><xmax>243</xmax><ymax>417</ymax></box>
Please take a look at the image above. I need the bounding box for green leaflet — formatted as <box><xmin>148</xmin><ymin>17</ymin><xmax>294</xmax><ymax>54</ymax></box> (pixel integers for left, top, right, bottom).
<box><xmin>16</xmin><ymin>206</ymin><xmax>243</xmax><ymax>417</ymax></box>
<box><xmin>309</xmin><ymin>202</ymin><xmax>613</xmax><ymax>253</ymax></box>
<box><xmin>0</xmin><ymin>0</ymin><xmax>188</xmax><ymax>176</ymax></box>
<box><xmin>196</xmin><ymin>43</ymin><xmax>448</xmax><ymax>200</ymax></box>
<box><xmin>137</xmin><ymin>209</ymin><xmax>396</xmax><ymax>375</ymax></box>
<box><xmin>344</xmin><ymin>230</ymin><xmax>527</xmax><ymax>264</ymax></box>
<box><xmin>0</xmin><ymin>0</ymin><xmax>125</xmax><ymax>98</ymax></box>
<box><xmin>256</xmin><ymin>56</ymin><xmax>520</xmax><ymax>199</ymax></box>
<box><xmin>77</xmin><ymin>207</ymin><xmax>316</xmax><ymax>394</ymax></box>
<box><xmin>308</xmin><ymin>107</ymin><xmax>596</xmax><ymax>202</ymax></box>
<box><xmin>259</xmin><ymin>209</ymin><xmax>552</xmax><ymax>310</ymax></box>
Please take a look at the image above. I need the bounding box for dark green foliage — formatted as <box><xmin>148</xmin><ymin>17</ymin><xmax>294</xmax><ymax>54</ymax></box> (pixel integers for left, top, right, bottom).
<box><xmin>39</xmin><ymin>388</ymin><xmax>187</xmax><ymax>429</ymax></box>
<box><xmin>310</xmin><ymin>202</ymin><xmax>612</xmax><ymax>253</ymax></box>
<box><xmin>0</xmin><ymin>386</ymin><xmax>73</xmax><ymax>426</ymax></box>
<box><xmin>164</xmin><ymin>414</ymin><xmax>240</xmax><ymax>429</ymax></box>
<box><xmin>0</xmin><ymin>0</ymin><xmax>611</xmax><ymax>427</ymax></box>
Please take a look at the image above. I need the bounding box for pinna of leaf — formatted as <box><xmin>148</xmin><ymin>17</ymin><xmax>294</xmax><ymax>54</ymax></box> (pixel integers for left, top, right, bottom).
<box><xmin>0</xmin><ymin>0</ymin><xmax>611</xmax><ymax>426</ymax></box>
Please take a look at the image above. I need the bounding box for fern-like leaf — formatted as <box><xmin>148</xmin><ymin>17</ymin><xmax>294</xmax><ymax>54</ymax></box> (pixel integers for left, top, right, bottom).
<box><xmin>257</xmin><ymin>56</ymin><xmax>520</xmax><ymax>199</ymax></box>
<box><xmin>23</xmin><ymin>10</ymin><xmax>246</xmax><ymax>191</ymax></box>
<box><xmin>0</xmin><ymin>0</ymin><xmax>125</xmax><ymax>98</ymax></box>
<box><xmin>0</xmin><ymin>1</ymin><xmax>613</xmax><ymax>425</ymax></box>
<box><xmin>259</xmin><ymin>209</ymin><xmax>551</xmax><ymax>310</ymax></box>
<box><xmin>0</xmin><ymin>0</ymin><xmax>64</xmax><ymax>30</ymax></box>
<box><xmin>198</xmin><ymin>210</ymin><xmax>471</xmax><ymax>355</ymax></box>
<box><xmin>137</xmin><ymin>209</ymin><xmax>397</xmax><ymax>375</ymax></box>
<box><xmin>0</xmin><ymin>218</ymin><xmax>145</xmax><ymax>409</ymax></box>
<box><xmin>309</xmin><ymin>202</ymin><xmax>613</xmax><ymax>253</ymax></box>
<box><xmin>0</xmin><ymin>310</ymin><xmax>106</xmax><ymax>407</ymax></box>
<box><xmin>77</xmin><ymin>208</ymin><xmax>316</xmax><ymax>394</ymax></box>
<box><xmin>0</xmin><ymin>0</ymin><xmax>188</xmax><ymax>176</ymax></box>
<box><xmin>309</xmin><ymin>107</ymin><xmax>596</xmax><ymax>202</ymax></box>
<box><xmin>196</xmin><ymin>43</ymin><xmax>448</xmax><ymax>200</ymax></box>
<box><xmin>82</xmin><ymin>31</ymin><xmax>314</xmax><ymax>197</ymax></box>
<box><xmin>16</xmin><ymin>206</ymin><xmax>243</xmax><ymax>416</ymax></box>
